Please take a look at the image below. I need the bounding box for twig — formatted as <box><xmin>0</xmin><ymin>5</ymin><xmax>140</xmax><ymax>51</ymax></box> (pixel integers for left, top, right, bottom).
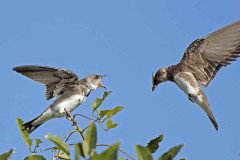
<box><xmin>73</xmin><ymin>114</ymin><xmax>108</xmax><ymax>131</ymax></box>
<box><xmin>55</xmin><ymin>129</ymin><xmax>78</xmax><ymax>159</ymax></box>
<box><xmin>29</xmin><ymin>111</ymin><xmax>136</xmax><ymax>160</ymax></box>
<box><xmin>31</xmin><ymin>142</ymin><xmax>136</xmax><ymax>160</ymax></box>
<box><xmin>97</xmin><ymin>144</ymin><xmax>136</xmax><ymax>160</ymax></box>
<box><xmin>64</xmin><ymin>108</ymin><xmax>85</xmax><ymax>140</ymax></box>
<box><xmin>64</xmin><ymin>108</ymin><xmax>94</xmax><ymax>160</ymax></box>
<box><xmin>31</xmin><ymin>146</ymin><xmax>58</xmax><ymax>153</ymax></box>
<box><xmin>64</xmin><ymin>130</ymin><xmax>78</xmax><ymax>142</ymax></box>
<box><xmin>73</xmin><ymin>114</ymin><xmax>97</xmax><ymax>122</ymax></box>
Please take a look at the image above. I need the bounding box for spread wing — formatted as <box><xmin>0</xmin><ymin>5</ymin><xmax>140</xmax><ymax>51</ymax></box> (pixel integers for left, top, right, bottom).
<box><xmin>179</xmin><ymin>21</ymin><xmax>240</xmax><ymax>87</ymax></box>
<box><xmin>13</xmin><ymin>65</ymin><xmax>79</xmax><ymax>100</ymax></box>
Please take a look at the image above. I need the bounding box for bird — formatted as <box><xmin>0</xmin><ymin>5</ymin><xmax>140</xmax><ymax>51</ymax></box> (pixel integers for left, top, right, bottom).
<box><xmin>152</xmin><ymin>21</ymin><xmax>240</xmax><ymax>130</ymax></box>
<box><xmin>13</xmin><ymin>65</ymin><xmax>106</xmax><ymax>133</ymax></box>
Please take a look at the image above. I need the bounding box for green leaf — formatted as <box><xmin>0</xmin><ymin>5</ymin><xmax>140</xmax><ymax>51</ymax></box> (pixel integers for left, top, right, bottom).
<box><xmin>180</xmin><ymin>158</ymin><xmax>187</xmax><ymax>160</ymax></box>
<box><xmin>75</xmin><ymin>144</ymin><xmax>81</xmax><ymax>160</ymax></box>
<box><xmin>85</xmin><ymin>122</ymin><xmax>97</xmax><ymax>154</ymax></box>
<box><xmin>98</xmin><ymin>110</ymin><xmax>109</xmax><ymax>119</ymax></box>
<box><xmin>107</xmin><ymin>120</ymin><xmax>118</xmax><ymax>129</ymax></box>
<box><xmin>135</xmin><ymin>145</ymin><xmax>153</xmax><ymax>160</ymax></box>
<box><xmin>99</xmin><ymin>106</ymin><xmax>124</xmax><ymax>121</ymax></box>
<box><xmin>45</xmin><ymin>134</ymin><xmax>70</xmax><ymax>157</ymax></box>
<box><xmin>82</xmin><ymin>141</ymin><xmax>89</xmax><ymax>157</ymax></box>
<box><xmin>35</xmin><ymin>138</ymin><xmax>43</xmax><ymax>148</ymax></box>
<box><xmin>0</xmin><ymin>149</ymin><xmax>15</xmax><ymax>160</ymax></box>
<box><xmin>118</xmin><ymin>158</ymin><xmax>126</xmax><ymax>160</ymax></box>
<box><xmin>92</xmin><ymin>152</ymin><xmax>100</xmax><ymax>159</ymax></box>
<box><xmin>104</xmin><ymin>106</ymin><xmax>124</xmax><ymax>120</ymax></box>
<box><xmin>56</xmin><ymin>150</ymin><xmax>72</xmax><ymax>160</ymax></box>
<box><xmin>98</xmin><ymin>142</ymin><xmax>120</xmax><ymax>160</ymax></box>
<box><xmin>159</xmin><ymin>144</ymin><xmax>184</xmax><ymax>160</ymax></box>
<box><xmin>146</xmin><ymin>134</ymin><xmax>164</xmax><ymax>153</ymax></box>
<box><xmin>92</xmin><ymin>91</ymin><xmax>112</xmax><ymax>113</ymax></box>
<box><xmin>24</xmin><ymin>155</ymin><xmax>46</xmax><ymax>160</ymax></box>
<box><xmin>76</xmin><ymin>143</ymin><xmax>88</xmax><ymax>158</ymax></box>
<box><xmin>16</xmin><ymin>117</ymin><xmax>33</xmax><ymax>147</ymax></box>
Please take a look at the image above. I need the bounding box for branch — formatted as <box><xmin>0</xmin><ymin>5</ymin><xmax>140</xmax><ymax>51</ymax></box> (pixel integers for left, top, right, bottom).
<box><xmin>29</xmin><ymin>111</ymin><xmax>136</xmax><ymax>160</ymax></box>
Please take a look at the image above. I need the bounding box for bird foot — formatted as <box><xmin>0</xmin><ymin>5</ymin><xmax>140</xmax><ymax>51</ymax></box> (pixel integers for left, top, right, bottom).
<box><xmin>188</xmin><ymin>94</ymin><xmax>196</xmax><ymax>103</ymax></box>
<box><xmin>72</xmin><ymin>121</ymin><xmax>76</xmax><ymax>126</ymax></box>
<box><xmin>66</xmin><ymin>116</ymin><xmax>71</xmax><ymax>121</ymax></box>
<box><xmin>65</xmin><ymin>115</ymin><xmax>77</xmax><ymax>126</ymax></box>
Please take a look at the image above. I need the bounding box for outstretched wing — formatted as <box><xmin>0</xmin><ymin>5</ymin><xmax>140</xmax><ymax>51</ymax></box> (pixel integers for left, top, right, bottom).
<box><xmin>179</xmin><ymin>21</ymin><xmax>240</xmax><ymax>87</ymax></box>
<box><xmin>13</xmin><ymin>65</ymin><xmax>79</xmax><ymax>100</ymax></box>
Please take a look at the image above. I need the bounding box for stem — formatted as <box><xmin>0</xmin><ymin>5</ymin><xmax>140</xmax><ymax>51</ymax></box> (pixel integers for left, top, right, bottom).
<box><xmin>64</xmin><ymin>108</ymin><xmax>85</xmax><ymax>140</ymax></box>
<box><xmin>64</xmin><ymin>108</ymin><xmax>94</xmax><ymax>160</ymax></box>
<box><xmin>73</xmin><ymin>114</ymin><xmax>108</xmax><ymax>131</ymax></box>
<box><xmin>65</xmin><ymin>130</ymin><xmax>78</xmax><ymax>142</ymax></box>
<box><xmin>97</xmin><ymin>144</ymin><xmax>136</xmax><ymax>160</ymax></box>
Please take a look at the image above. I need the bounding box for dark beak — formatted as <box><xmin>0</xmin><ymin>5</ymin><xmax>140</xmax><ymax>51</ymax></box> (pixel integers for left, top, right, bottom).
<box><xmin>152</xmin><ymin>85</ymin><xmax>157</xmax><ymax>91</ymax></box>
<box><xmin>152</xmin><ymin>72</ymin><xmax>156</xmax><ymax>91</ymax></box>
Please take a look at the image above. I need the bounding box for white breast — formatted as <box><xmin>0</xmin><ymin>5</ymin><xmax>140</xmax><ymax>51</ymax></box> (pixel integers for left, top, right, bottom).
<box><xmin>174</xmin><ymin>73</ymin><xmax>199</xmax><ymax>96</ymax></box>
<box><xmin>56</xmin><ymin>94</ymin><xmax>85</xmax><ymax>117</ymax></box>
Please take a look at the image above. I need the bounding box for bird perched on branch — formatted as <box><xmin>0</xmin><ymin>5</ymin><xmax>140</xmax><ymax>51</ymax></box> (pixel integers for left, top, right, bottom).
<box><xmin>152</xmin><ymin>21</ymin><xmax>240</xmax><ymax>130</ymax></box>
<box><xmin>13</xmin><ymin>65</ymin><xmax>106</xmax><ymax>133</ymax></box>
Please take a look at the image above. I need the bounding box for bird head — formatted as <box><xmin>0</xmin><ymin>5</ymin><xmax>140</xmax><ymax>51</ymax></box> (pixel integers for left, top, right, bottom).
<box><xmin>152</xmin><ymin>67</ymin><xmax>168</xmax><ymax>91</ymax></box>
<box><xmin>85</xmin><ymin>74</ymin><xmax>107</xmax><ymax>90</ymax></box>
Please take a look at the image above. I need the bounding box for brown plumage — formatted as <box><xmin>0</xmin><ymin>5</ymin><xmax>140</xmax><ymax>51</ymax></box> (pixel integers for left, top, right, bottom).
<box><xmin>179</xmin><ymin>21</ymin><xmax>240</xmax><ymax>86</ymax></box>
<box><xmin>153</xmin><ymin>21</ymin><xmax>240</xmax><ymax>130</ymax></box>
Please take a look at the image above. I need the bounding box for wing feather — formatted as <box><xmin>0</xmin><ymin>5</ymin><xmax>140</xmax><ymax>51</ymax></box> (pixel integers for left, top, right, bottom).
<box><xmin>180</xmin><ymin>21</ymin><xmax>240</xmax><ymax>86</ymax></box>
<box><xmin>13</xmin><ymin>65</ymin><xmax>79</xmax><ymax>99</ymax></box>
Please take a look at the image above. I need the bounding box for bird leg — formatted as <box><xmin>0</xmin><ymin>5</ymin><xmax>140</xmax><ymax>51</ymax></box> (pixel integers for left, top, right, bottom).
<box><xmin>64</xmin><ymin>108</ymin><xmax>76</xmax><ymax>126</ymax></box>
<box><xmin>188</xmin><ymin>94</ymin><xmax>196</xmax><ymax>103</ymax></box>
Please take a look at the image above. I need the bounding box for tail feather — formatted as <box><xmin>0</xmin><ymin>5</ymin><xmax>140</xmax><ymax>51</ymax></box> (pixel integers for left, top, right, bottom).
<box><xmin>23</xmin><ymin>117</ymin><xmax>43</xmax><ymax>133</ymax></box>
<box><xmin>208</xmin><ymin>115</ymin><xmax>218</xmax><ymax>131</ymax></box>
<box><xmin>203</xmin><ymin>104</ymin><xmax>219</xmax><ymax>131</ymax></box>
<box><xmin>198</xmin><ymin>88</ymin><xmax>219</xmax><ymax>131</ymax></box>
<box><xmin>204</xmin><ymin>107</ymin><xmax>219</xmax><ymax>131</ymax></box>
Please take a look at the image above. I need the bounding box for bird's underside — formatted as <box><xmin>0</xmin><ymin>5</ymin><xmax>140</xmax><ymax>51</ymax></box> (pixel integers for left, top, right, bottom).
<box><xmin>173</xmin><ymin>72</ymin><xmax>218</xmax><ymax>130</ymax></box>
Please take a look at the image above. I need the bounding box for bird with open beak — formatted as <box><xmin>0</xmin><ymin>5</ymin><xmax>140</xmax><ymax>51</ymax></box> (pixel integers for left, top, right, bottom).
<box><xmin>13</xmin><ymin>65</ymin><xmax>106</xmax><ymax>133</ymax></box>
<box><xmin>152</xmin><ymin>21</ymin><xmax>240</xmax><ymax>130</ymax></box>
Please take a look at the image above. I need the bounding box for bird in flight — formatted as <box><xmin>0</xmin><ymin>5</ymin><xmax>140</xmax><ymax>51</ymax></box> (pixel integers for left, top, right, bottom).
<box><xmin>13</xmin><ymin>65</ymin><xmax>106</xmax><ymax>133</ymax></box>
<box><xmin>152</xmin><ymin>21</ymin><xmax>240</xmax><ymax>130</ymax></box>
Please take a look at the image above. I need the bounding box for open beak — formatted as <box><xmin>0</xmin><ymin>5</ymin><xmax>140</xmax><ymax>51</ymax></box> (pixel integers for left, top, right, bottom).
<box><xmin>100</xmin><ymin>74</ymin><xmax>107</xmax><ymax>79</ymax></box>
<box><xmin>98</xmin><ymin>75</ymin><xmax>107</xmax><ymax>89</ymax></box>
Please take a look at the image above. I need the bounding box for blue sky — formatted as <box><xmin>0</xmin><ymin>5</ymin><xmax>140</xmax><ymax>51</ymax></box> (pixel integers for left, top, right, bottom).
<box><xmin>1</xmin><ymin>0</ymin><xmax>239</xmax><ymax>159</ymax></box>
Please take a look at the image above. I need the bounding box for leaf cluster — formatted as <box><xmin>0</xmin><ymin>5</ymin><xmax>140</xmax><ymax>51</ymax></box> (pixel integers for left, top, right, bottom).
<box><xmin>1</xmin><ymin>91</ymin><xmax>186</xmax><ymax>160</ymax></box>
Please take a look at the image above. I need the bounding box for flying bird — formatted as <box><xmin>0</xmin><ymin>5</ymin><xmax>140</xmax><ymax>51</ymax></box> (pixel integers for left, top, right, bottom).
<box><xmin>152</xmin><ymin>21</ymin><xmax>240</xmax><ymax>130</ymax></box>
<box><xmin>13</xmin><ymin>65</ymin><xmax>106</xmax><ymax>133</ymax></box>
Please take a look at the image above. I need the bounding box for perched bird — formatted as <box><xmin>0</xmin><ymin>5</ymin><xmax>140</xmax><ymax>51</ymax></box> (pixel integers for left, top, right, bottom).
<box><xmin>152</xmin><ymin>21</ymin><xmax>240</xmax><ymax>130</ymax></box>
<box><xmin>13</xmin><ymin>65</ymin><xmax>106</xmax><ymax>133</ymax></box>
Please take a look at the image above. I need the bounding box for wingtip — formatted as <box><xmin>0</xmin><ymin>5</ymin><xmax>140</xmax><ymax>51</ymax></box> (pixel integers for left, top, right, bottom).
<box><xmin>12</xmin><ymin>66</ymin><xmax>25</xmax><ymax>72</ymax></box>
<box><xmin>12</xmin><ymin>66</ymin><xmax>18</xmax><ymax>71</ymax></box>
